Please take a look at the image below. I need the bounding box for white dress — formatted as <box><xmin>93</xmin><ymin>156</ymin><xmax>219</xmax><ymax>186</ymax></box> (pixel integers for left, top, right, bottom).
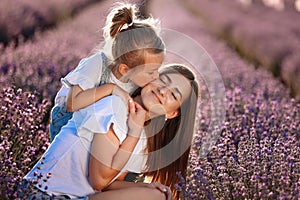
<box><xmin>25</xmin><ymin>96</ymin><xmax>147</xmax><ymax>198</ymax></box>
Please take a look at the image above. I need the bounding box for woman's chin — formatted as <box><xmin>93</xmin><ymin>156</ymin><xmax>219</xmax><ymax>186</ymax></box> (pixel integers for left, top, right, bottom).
<box><xmin>148</xmin><ymin>105</ymin><xmax>166</xmax><ymax>119</ymax></box>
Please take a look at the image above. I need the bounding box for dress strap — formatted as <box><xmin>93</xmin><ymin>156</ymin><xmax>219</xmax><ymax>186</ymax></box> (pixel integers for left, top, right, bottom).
<box><xmin>99</xmin><ymin>52</ymin><xmax>112</xmax><ymax>86</ymax></box>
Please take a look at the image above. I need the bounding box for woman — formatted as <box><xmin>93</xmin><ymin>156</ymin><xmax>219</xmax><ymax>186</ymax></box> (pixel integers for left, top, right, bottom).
<box><xmin>24</xmin><ymin>64</ymin><xmax>199</xmax><ymax>200</ymax></box>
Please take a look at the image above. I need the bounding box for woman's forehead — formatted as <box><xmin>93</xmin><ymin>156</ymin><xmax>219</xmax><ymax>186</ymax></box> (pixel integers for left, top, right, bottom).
<box><xmin>161</xmin><ymin>72</ymin><xmax>187</xmax><ymax>82</ymax></box>
<box><xmin>161</xmin><ymin>73</ymin><xmax>191</xmax><ymax>99</ymax></box>
<box><xmin>164</xmin><ymin>73</ymin><xmax>189</xmax><ymax>85</ymax></box>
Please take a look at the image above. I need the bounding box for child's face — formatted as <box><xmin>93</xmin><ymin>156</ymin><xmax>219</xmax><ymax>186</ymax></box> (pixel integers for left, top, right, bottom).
<box><xmin>127</xmin><ymin>52</ymin><xmax>164</xmax><ymax>87</ymax></box>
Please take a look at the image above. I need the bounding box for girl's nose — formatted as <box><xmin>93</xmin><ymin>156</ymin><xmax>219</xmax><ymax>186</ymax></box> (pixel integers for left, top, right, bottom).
<box><xmin>152</xmin><ymin>71</ymin><xmax>159</xmax><ymax>80</ymax></box>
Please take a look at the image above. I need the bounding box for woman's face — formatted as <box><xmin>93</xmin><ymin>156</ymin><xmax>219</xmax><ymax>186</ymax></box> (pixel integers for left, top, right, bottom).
<box><xmin>141</xmin><ymin>72</ymin><xmax>192</xmax><ymax>119</ymax></box>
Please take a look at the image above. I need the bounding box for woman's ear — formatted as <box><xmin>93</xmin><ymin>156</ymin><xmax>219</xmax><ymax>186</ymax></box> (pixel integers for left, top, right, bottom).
<box><xmin>118</xmin><ymin>64</ymin><xmax>130</xmax><ymax>76</ymax></box>
<box><xmin>166</xmin><ymin>110</ymin><xmax>180</xmax><ymax>119</ymax></box>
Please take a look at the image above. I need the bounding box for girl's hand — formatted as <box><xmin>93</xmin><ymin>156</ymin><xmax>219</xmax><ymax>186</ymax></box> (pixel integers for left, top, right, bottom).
<box><xmin>127</xmin><ymin>100</ymin><xmax>146</xmax><ymax>137</ymax></box>
<box><xmin>112</xmin><ymin>85</ymin><xmax>133</xmax><ymax>104</ymax></box>
<box><xmin>147</xmin><ymin>182</ymin><xmax>173</xmax><ymax>200</ymax></box>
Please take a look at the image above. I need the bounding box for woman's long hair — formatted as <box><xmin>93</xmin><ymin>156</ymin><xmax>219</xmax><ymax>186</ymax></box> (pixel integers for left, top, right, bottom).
<box><xmin>143</xmin><ymin>64</ymin><xmax>199</xmax><ymax>199</ymax></box>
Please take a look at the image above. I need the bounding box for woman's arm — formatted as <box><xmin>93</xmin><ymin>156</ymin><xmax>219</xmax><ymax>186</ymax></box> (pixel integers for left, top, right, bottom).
<box><xmin>89</xmin><ymin>101</ymin><xmax>146</xmax><ymax>191</ymax></box>
<box><xmin>103</xmin><ymin>181</ymin><xmax>147</xmax><ymax>191</ymax></box>
<box><xmin>89</xmin><ymin>127</ymin><xmax>141</xmax><ymax>190</ymax></box>
<box><xmin>103</xmin><ymin>181</ymin><xmax>173</xmax><ymax>200</ymax></box>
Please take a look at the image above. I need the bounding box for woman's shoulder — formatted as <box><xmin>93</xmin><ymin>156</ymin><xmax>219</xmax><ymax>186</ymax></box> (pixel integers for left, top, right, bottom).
<box><xmin>76</xmin><ymin>95</ymin><xmax>128</xmax><ymax>142</ymax></box>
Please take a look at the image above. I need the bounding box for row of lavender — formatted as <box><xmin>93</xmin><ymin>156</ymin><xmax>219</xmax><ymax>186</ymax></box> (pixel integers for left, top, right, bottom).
<box><xmin>0</xmin><ymin>0</ymin><xmax>101</xmax><ymax>46</ymax></box>
<box><xmin>149</xmin><ymin>0</ymin><xmax>300</xmax><ymax>199</ymax></box>
<box><xmin>0</xmin><ymin>1</ymin><xmax>114</xmax><ymax>198</ymax></box>
<box><xmin>182</xmin><ymin>0</ymin><xmax>300</xmax><ymax>101</ymax></box>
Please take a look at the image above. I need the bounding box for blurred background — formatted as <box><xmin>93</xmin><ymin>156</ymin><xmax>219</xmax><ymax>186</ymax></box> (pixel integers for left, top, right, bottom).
<box><xmin>175</xmin><ymin>0</ymin><xmax>300</xmax><ymax>100</ymax></box>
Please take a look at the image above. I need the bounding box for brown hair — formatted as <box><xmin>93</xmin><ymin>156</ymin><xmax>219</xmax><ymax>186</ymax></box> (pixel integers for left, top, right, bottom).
<box><xmin>103</xmin><ymin>3</ymin><xmax>165</xmax><ymax>71</ymax></box>
<box><xmin>143</xmin><ymin>64</ymin><xmax>200</xmax><ymax>200</ymax></box>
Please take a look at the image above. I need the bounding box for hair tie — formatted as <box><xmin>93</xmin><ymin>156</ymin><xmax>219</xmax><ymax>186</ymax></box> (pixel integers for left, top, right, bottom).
<box><xmin>120</xmin><ymin>22</ymin><xmax>134</xmax><ymax>31</ymax></box>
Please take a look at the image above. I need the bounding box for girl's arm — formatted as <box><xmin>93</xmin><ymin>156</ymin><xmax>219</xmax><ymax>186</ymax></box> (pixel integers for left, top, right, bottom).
<box><xmin>89</xmin><ymin>101</ymin><xmax>146</xmax><ymax>191</ymax></box>
<box><xmin>66</xmin><ymin>84</ymin><xmax>131</xmax><ymax>112</ymax></box>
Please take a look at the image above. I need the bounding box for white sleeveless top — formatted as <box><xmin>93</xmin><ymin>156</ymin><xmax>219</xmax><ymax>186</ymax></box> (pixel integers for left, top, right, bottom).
<box><xmin>25</xmin><ymin>96</ymin><xmax>147</xmax><ymax>198</ymax></box>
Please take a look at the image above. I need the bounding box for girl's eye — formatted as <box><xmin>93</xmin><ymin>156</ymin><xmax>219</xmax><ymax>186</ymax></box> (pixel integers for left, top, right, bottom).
<box><xmin>148</xmin><ymin>72</ymin><xmax>154</xmax><ymax>75</ymax></box>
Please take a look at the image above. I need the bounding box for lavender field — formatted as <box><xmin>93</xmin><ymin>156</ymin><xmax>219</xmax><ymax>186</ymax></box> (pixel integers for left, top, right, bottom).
<box><xmin>1</xmin><ymin>0</ymin><xmax>300</xmax><ymax>199</ymax></box>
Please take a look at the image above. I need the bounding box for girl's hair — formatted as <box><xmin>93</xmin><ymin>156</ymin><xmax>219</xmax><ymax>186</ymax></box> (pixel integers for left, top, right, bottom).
<box><xmin>102</xmin><ymin>3</ymin><xmax>165</xmax><ymax>70</ymax></box>
<box><xmin>143</xmin><ymin>64</ymin><xmax>200</xmax><ymax>200</ymax></box>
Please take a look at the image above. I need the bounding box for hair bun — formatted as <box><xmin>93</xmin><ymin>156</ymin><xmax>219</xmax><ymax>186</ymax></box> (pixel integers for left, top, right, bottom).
<box><xmin>103</xmin><ymin>3</ymin><xmax>137</xmax><ymax>38</ymax></box>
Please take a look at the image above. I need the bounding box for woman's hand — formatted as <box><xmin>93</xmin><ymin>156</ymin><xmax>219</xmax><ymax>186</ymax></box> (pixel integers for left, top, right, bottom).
<box><xmin>112</xmin><ymin>85</ymin><xmax>133</xmax><ymax>104</ymax></box>
<box><xmin>127</xmin><ymin>100</ymin><xmax>146</xmax><ymax>137</ymax></box>
<box><xmin>146</xmin><ymin>182</ymin><xmax>173</xmax><ymax>200</ymax></box>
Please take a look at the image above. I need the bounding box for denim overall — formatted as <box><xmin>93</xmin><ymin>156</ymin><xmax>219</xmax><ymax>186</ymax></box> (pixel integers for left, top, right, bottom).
<box><xmin>49</xmin><ymin>53</ymin><xmax>111</xmax><ymax>142</ymax></box>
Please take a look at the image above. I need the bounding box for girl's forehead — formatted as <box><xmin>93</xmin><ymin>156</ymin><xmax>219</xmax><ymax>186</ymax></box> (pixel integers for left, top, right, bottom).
<box><xmin>144</xmin><ymin>52</ymin><xmax>164</xmax><ymax>64</ymax></box>
<box><xmin>144</xmin><ymin>63</ymin><xmax>160</xmax><ymax>71</ymax></box>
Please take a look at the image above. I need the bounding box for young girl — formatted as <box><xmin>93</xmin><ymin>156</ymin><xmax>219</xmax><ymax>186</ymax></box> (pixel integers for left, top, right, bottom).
<box><xmin>50</xmin><ymin>3</ymin><xmax>165</xmax><ymax>141</ymax></box>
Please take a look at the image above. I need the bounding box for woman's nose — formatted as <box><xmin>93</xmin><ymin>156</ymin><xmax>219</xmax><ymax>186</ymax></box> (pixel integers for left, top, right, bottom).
<box><xmin>159</xmin><ymin>86</ymin><xmax>169</xmax><ymax>95</ymax></box>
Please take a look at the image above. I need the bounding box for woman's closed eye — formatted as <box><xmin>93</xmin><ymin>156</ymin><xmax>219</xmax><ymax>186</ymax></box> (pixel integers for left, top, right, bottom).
<box><xmin>158</xmin><ymin>74</ymin><xmax>182</xmax><ymax>100</ymax></box>
<box><xmin>171</xmin><ymin>89</ymin><xmax>182</xmax><ymax>101</ymax></box>
<box><xmin>159</xmin><ymin>74</ymin><xmax>170</xmax><ymax>84</ymax></box>
<box><xmin>171</xmin><ymin>92</ymin><xmax>177</xmax><ymax>100</ymax></box>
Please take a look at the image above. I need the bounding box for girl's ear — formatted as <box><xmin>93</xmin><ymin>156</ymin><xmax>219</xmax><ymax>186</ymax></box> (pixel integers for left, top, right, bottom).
<box><xmin>166</xmin><ymin>110</ymin><xmax>179</xmax><ymax>119</ymax></box>
<box><xmin>118</xmin><ymin>64</ymin><xmax>130</xmax><ymax>76</ymax></box>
